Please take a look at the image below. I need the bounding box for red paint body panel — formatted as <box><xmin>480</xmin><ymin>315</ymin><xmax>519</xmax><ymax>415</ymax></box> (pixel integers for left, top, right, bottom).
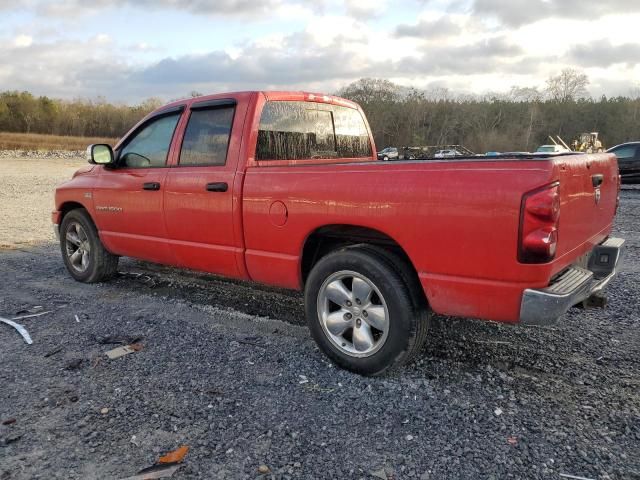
<box><xmin>54</xmin><ymin>91</ymin><xmax>619</xmax><ymax>324</ymax></box>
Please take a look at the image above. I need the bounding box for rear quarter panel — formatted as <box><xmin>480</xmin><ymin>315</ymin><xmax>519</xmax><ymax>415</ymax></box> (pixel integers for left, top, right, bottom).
<box><xmin>242</xmin><ymin>159</ymin><xmax>560</xmax><ymax>322</ymax></box>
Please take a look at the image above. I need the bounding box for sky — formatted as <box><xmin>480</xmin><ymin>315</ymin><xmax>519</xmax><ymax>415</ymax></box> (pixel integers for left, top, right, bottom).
<box><xmin>1</xmin><ymin>0</ymin><xmax>639</xmax><ymax>103</ymax></box>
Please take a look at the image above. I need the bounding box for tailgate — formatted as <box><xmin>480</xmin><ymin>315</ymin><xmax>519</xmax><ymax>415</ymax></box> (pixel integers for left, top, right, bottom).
<box><xmin>553</xmin><ymin>153</ymin><xmax>619</xmax><ymax>263</ymax></box>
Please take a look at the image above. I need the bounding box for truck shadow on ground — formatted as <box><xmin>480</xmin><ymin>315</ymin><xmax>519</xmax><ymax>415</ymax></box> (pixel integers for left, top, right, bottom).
<box><xmin>112</xmin><ymin>256</ymin><xmax>614</xmax><ymax>383</ymax></box>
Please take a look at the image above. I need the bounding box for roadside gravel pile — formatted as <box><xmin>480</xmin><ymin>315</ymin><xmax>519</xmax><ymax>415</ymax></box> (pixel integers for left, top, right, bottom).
<box><xmin>0</xmin><ymin>150</ymin><xmax>84</xmax><ymax>159</ymax></box>
<box><xmin>0</xmin><ymin>168</ymin><xmax>638</xmax><ymax>478</ymax></box>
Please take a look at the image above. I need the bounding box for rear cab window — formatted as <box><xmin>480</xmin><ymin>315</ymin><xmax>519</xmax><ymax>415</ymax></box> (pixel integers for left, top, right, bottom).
<box><xmin>256</xmin><ymin>101</ymin><xmax>372</xmax><ymax>161</ymax></box>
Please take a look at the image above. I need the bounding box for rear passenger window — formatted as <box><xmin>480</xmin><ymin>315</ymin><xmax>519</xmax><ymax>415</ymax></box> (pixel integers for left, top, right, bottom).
<box><xmin>179</xmin><ymin>106</ymin><xmax>235</xmax><ymax>166</ymax></box>
<box><xmin>333</xmin><ymin>106</ymin><xmax>372</xmax><ymax>158</ymax></box>
<box><xmin>256</xmin><ymin>101</ymin><xmax>372</xmax><ymax>160</ymax></box>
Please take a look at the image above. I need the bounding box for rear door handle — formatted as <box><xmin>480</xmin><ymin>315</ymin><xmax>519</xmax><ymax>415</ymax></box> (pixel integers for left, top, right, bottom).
<box><xmin>143</xmin><ymin>182</ymin><xmax>161</xmax><ymax>191</ymax></box>
<box><xmin>206</xmin><ymin>182</ymin><xmax>228</xmax><ymax>192</ymax></box>
<box><xmin>592</xmin><ymin>174</ymin><xmax>604</xmax><ymax>187</ymax></box>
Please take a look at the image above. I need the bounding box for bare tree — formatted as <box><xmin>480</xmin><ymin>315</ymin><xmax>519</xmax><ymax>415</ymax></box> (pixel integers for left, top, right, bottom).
<box><xmin>337</xmin><ymin>78</ymin><xmax>399</xmax><ymax>104</ymax></box>
<box><xmin>509</xmin><ymin>86</ymin><xmax>542</xmax><ymax>102</ymax></box>
<box><xmin>545</xmin><ymin>69</ymin><xmax>590</xmax><ymax>102</ymax></box>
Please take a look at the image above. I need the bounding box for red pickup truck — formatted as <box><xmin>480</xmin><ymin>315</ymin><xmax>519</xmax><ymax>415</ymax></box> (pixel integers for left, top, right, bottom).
<box><xmin>53</xmin><ymin>91</ymin><xmax>624</xmax><ymax>375</ymax></box>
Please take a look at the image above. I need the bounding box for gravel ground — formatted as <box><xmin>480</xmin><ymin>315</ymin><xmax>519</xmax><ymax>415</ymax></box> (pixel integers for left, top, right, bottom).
<box><xmin>0</xmin><ymin>154</ymin><xmax>639</xmax><ymax>479</ymax></box>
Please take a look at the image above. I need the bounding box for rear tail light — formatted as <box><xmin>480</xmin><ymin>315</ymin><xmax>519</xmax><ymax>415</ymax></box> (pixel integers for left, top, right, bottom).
<box><xmin>518</xmin><ymin>183</ymin><xmax>560</xmax><ymax>263</ymax></box>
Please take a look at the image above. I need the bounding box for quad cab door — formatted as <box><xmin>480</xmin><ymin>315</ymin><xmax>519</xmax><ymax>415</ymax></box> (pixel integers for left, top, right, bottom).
<box><xmin>163</xmin><ymin>96</ymin><xmax>249</xmax><ymax>278</ymax></box>
<box><xmin>93</xmin><ymin>106</ymin><xmax>184</xmax><ymax>264</ymax></box>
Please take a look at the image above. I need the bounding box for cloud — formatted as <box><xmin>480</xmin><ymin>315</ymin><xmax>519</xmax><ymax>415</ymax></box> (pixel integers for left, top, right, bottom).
<box><xmin>0</xmin><ymin>0</ymin><xmax>31</xmax><ymax>10</ymax></box>
<box><xmin>29</xmin><ymin>0</ymin><xmax>286</xmax><ymax>17</ymax></box>
<box><xmin>0</xmin><ymin>22</ymin><xmax>543</xmax><ymax>103</ymax></box>
<box><xmin>394</xmin><ymin>17</ymin><xmax>461</xmax><ymax>39</ymax></box>
<box><xmin>28</xmin><ymin>0</ymin><xmax>318</xmax><ymax>18</ymax></box>
<box><xmin>567</xmin><ymin>39</ymin><xmax>640</xmax><ymax>67</ymax></box>
<box><xmin>14</xmin><ymin>35</ymin><xmax>33</xmax><ymax>47</ymax></box>
<box><xmin>135</xmin><ymin>32</ymin><xmax>379</xmax><ymax>87</ymax></box>
<box><xmin>343</xmin><ymin>0</ymin><xmax>387</xmax><ymax>19</ymax></box>
<box><xmin>473</xmin><ymin>0</ymin><xmax>640</xmax><ymax>27</ymax></box>
<box><xmin>403</xmin><ymin>36</ymin><xmax>524</xmax><ymax>75</ymax></box>
<box><xmin>0</xmin><ymin>28</ymin><xmax>383</xmax><ymax>101</ymax></box>
<box><xmin>0</xmin><ymin>2</ymin><xmax>638</xmax><ymax>102</ymax></box>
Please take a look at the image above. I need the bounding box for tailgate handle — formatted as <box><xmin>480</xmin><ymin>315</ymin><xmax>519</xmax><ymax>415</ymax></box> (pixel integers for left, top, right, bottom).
<box><xmin>592</xmin><ymin>174</ymin><xmax>604</xmax><ymax>187</ymax></box>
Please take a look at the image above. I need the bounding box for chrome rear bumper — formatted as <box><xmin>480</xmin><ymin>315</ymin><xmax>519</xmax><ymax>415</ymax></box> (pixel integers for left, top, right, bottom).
<box><xmin>520</xmin><ymin>237</ymin><xmax>625</xmax><ymax>326</ymax></box>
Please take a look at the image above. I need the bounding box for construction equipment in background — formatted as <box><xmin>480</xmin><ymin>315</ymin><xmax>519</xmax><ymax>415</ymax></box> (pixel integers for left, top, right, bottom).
<box><xmin>546</xmin><ymin>133</ymin><xmax>605</xmax><ymax>154</ymax></box>
<box><xmin>571</xmin><ymin>132</ymin><xmax>604</xmax><ymax>153</ymax></box>
<box><xmin>548</xmin><ymin>135</ymin><xmax>572</xmax><ymax>151</ymax></box>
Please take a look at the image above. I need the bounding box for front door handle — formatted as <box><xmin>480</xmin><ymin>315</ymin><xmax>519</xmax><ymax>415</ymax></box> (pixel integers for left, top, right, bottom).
<box><xmin>206</xmin><ymin>182</ymin><xmax>228</xmax><ymax>192</ymax></box>
<box><xmin>143</xmin><ymin>182</ymin><xmax>161</xmax><ymax>191</ymax></box>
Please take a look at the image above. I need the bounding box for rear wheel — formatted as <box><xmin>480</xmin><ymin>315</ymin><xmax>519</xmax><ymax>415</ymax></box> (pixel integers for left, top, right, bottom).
<box><xmin>60</xmin><ymin>209</ymin><xmax>119</xmax><ymax>283</ymax></box>
<box><xmin>305</xmin><ymin>247</ymin><xmax>428</xmax><ymax>375</ymax></box>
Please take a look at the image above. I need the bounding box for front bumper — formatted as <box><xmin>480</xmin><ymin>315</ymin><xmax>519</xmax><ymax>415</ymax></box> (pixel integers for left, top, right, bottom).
<box><xmin>520</xmin><ymin>237</ymin><xmax>625</xmax><ymax>325</ymax></box>
<box><xmin>620</xmin><ymin>170</ymin><xmax>640</xmax><ymax>184</ymax></box>
<box><xmin>52</xmin><ymin>210</ymin><xmax>61</xmax><ymax>240</ymax></box>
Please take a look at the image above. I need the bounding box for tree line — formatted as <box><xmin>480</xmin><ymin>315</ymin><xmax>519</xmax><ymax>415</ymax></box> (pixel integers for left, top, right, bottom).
<box><xmin>0</xmin><ymin>91</ymin><xmax>163</xmax><ymax>139</ymax></box>
<box><xmin>1</xmin><ymin>69</ymin><xmax>639</xmax><ymax>152</ymax></box>
<box><xmin>338</xmin><ymin>73</ymin><xmax>640</xmax><ymax>153</ymax></box>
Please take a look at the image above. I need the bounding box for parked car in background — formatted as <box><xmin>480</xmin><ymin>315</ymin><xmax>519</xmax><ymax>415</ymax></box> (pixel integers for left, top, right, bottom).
<box><xmin>434</xmin><ymin>149</ymin><xmax>462</xmax><ymax>158</ymax></box>
<box><xmin>377</xmin><ymin>147</ymin><xmax>398</xmax><ymax>161</ymax></box>
<box><xmin>607</xmin><ymin>142</ymin><xmax>640</xmax><ymax>184</ymax></box>
<box><xmin>536</xmin><ymin>144</ymin><xmax>571</xmax><ymax>153</ymax></box>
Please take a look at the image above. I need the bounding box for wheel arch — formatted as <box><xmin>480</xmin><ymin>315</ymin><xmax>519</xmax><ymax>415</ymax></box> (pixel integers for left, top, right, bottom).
<box><xmin>300</xmin><ymin>224</ymin><xmax>426</xmax><ymax>306</ymax></box>
<box><xmin>59</xmin><ymin>201</ymin><xmax>89</xmax><ymax>221</ymax></box>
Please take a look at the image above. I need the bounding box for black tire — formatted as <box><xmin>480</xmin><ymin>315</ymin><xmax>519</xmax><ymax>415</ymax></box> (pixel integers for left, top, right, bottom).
<box><xmin>59</xmin><ymin>209</ymin><xmax>119</xmax><ymax>283</ymax></box>
<box><xmin>305</xmin><ymin>246</ymin><xmax>429</xmax><ymax>375</ymax></box>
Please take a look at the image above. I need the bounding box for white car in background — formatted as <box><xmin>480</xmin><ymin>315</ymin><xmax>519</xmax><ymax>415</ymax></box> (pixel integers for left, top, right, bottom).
<box><xmin>536</xmin><ymin>144</ymin><xmax>571</xmax><ymax>153</ymax></box>
<box><xmin>434</xmin><ymin>149</ymin><xmax>462</xmax><ymax>158</ymax></box>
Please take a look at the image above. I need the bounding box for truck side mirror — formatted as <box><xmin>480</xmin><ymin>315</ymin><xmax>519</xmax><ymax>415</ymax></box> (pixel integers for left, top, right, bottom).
<box><xmin>87</xmin><ymin>144</ymin><xmax>114</xmax><ymax>165</ymax></box>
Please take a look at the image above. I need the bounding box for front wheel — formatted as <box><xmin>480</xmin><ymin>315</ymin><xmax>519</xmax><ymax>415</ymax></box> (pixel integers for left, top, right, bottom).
<box><xmin>305</xmin><ymin>247</ymin><xmax>428</xmax><ymax>375</ymax></box>
<box><xmin>59</xmin><ymin>209</ymin><xmax>119</xmax><ymax>283</ymax></box>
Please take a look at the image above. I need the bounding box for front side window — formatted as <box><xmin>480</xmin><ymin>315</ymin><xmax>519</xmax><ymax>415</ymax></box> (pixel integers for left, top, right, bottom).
<box><xmin>119</xmin><ymin>113</ymin><xmax>181</xmax><ymax>168</ymax></box>
<box><xmin>256</xmin><ymin>101</ymin><xmax>372</xmax><ymax>160</ymax></box>
<box><xmin>179</xmin><ymin>106</ymin><xmax>235</xmax><ymax>166</ymax></box>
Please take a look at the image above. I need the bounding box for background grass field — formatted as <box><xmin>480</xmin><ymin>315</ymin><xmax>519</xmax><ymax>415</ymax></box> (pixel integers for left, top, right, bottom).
<box><xmin>0</xmin><ymin>132</ymin><xmax>118</xmax><ymax>151</ymax></box>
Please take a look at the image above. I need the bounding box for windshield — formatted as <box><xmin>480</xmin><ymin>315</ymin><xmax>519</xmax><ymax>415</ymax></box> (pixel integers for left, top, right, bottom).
<box><xmin>536</xmin><ymin>146</ymin><xmax>555</xmax><ymax>152</ymax></box>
